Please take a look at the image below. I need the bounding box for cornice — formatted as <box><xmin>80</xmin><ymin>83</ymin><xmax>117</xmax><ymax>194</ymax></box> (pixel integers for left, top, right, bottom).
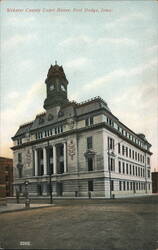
<box><xmin>11</xmin><ymin>122</ymin><xmax>152</xmax><ymax>155</ymax></box>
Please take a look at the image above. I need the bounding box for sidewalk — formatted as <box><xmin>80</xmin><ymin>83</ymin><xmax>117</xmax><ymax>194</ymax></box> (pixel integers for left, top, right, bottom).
<box><xmin>0</xmin><ymin>203</ymin><xmax>53</xmax><ymax>214</ymax></box>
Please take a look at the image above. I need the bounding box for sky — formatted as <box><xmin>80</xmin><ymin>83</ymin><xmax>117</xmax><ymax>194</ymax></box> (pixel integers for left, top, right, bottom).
<box><xmin>0</xmin><ymin>1</ymin><xmax>158</xmax><ymax>171</ymax></box>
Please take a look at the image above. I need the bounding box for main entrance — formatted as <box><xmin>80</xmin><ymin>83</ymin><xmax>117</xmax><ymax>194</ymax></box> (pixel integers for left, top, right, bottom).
<box><xmin>56</xmin><ymin>182</ymin><xmax>63</xmax><ymax>196</ymax></box>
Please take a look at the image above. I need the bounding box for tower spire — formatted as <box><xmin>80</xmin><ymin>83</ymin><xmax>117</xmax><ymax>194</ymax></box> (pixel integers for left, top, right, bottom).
<box><xmin>55</xmin><ymin>60</ymin><xmax>57</xmax><ymax>65</ymax></box>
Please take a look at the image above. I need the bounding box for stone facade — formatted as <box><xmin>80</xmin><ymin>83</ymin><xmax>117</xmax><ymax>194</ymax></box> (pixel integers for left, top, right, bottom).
<box><xmin>11</xmin><ymin>64</ymin><xmax>152</xmax><ymax>198</ymax></box>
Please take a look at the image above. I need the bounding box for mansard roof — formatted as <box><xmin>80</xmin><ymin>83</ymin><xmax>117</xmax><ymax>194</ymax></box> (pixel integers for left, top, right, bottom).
<box><xmin>76</xmin><ymin>96</ymin><xmax>111</xmax><ymax>116</ymax></box>
<box><xmin>12</xmin><ymin>96</ymin><xmax>112</xmax><ymax>137</ymax></box>
<box><xmin>13</xmin><ymin>121</ymin><xmax>33</xmax><ymax>137</ymax></box>
<box><xmin>12</xmin><ymin>95</ymin><xmax>151</xmax><ymax>148</ymax></box>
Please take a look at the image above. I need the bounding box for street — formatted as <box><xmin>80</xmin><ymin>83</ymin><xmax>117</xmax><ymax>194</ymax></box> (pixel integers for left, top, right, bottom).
<box><xmin>0</xmin><ymin>195</ymin><xmax>158</xmax><ymax>250</ymax></box>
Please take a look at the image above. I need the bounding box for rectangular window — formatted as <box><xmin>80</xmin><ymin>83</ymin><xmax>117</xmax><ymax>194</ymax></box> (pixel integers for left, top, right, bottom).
<box><xmin>126</xmin><ymin>163</ymin><xmax>128</xmax><ymax>175</ymax></box>
<box><xmin>60</xmin><ymin>126</ymin><xmax>63</xmax><ymax>133</ymax></box>
<box><xmin>118</xmin><ymin>143</ymin><xmax>120</xmax><ymax>154</ymax></box>
<box><xmin>85</xmin><ymin>117</ymin><xmax>94</xmax><ymax>126</ymax></box>
<box><xmin>130</xmin><ymin>182</ymin><xmax>133</xmax><ymax>190</ymax></box>
<box><xmin>129</xmin><ymin>149</ymin><xmax>131</xmax><ymax>158</ymax></box>
<box><xmin>85</xmin><ymin>118</ymin><xmax>89</xmax><ymax>126</ymax></box>
<box><xmin>110</xmin><ymin>158</ymin><xmax>115</xmax><ymax>171</ymax></box>
<box><xmin>135</xmin><ymin>152</ymin><xmax>137</xmax><ymax>161</ymax></box>
<box><xmin>108</xmin><ymin>137</ymin><xmax>115</xmax><ymax>150</ymax></box>
<box><xmin>148</xmin><ymin>170</ymin><xmax>150</xmax><ymax>178</ymax></box>
<box><xmin>88</xmin><ymin>181</ymin><xmax>93</xmax><ymax>191</ymax></box>
<box><xmin>126</xmin><ymin>147</ymin><xmax>128</xmax><ymax>157</ymax></box>
<box><xmin>138</xmin><ymin>167</ymin><xmax>140</xmax><ymax>177</ymax></box>
<box><xmin>130</xmin><ymin>164</ymin><xmax>132</xmax><ymax>175</ymax></box>
<box><xmin>133</xmin><ymin>165</ymin><xmax>135</xmax><ymax>176</ymax></box>
<box><xmin>122</xmin><ymin>145</ymin><xmax>125</xmax><ymax>156</ymax></box>
<box><xmin>109</xmin><ymin>119</ymin><xmax>114</xmax><ymax>127</ymax></box>
<box><xmin>123</xmin><ymin>181</ymin><xmax>126</xmax><ymax>191</ymax></box>
<box><xmin>136</xmin><ymin>166</ymin><xmax>137</xmax><ymax>176</ymax></box>
<box><xmin>140</xmin><ymin>155</ymin><xmax>142</xmax><ymax>163</ymax></box>
<box><xmin>147</xmin><ymin>157</ymin><xmax>150</xmax><ymax>165</ymax></box>
<box><xmin>18</xmin><ymin>168</ymin><xmax>22</xmax><ymax>178</ymax></box>
<box><xmin>138</xmin><ymin>153</ymin><xmax>140</xmax><ymax>162</ymax></box>
<box><xmin>119</xmin><ymin>181</ymin><xmax>122</xmax><ymax>191</ymax></box>
<box><xmin>111</xmin><ymin>180</ymin><xmax>114</xmax><ymax>191</ymax></box>
<box><xmin>141</xmin><ymin>168</ymin><xmax>142</xmax><ymax>177</ymax></box>
<box><xmin>88</xmin><ymin>158</ymin><xmax>93</xmax><ymax>171</ymax></box>
<box><xmin>122</xmin><ymin>162</ymin><xmax>125</xmax><ymax>174</ymax></box>
<box><xmin>87</xmin><ymin>136</ymin><xmax>93</xmax><ymax>149</ymax></box>
<box><xmin>18</xmin><ymin>138</ymin><xmax>22</xmax><ymax>145</ymax></box>
<box><xmin>90</xmin><ymin>117</ymin><xmax>94</xmax><ymax>125</ymax></box>
<box><xmin>118</xmin><ymin>161</ymin><xmax>121</xmax><ymax>173</ymax></box>
<box><xmin>132</xmin><ymin>150</ymin><xmax>134</xmax><ymax>160</ymax></box>
<box><xmin>127</xmin><ymin>182</ymin><xmax>129</xmax><ymax>190</ymax></box>
<box><xmin>18</xmin><ymin>153</ymin><xmax>22</xmax><ymax>163</ymax></box>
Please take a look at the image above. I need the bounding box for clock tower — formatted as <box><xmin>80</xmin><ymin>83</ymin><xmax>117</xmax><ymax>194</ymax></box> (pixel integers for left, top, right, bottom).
<box><xmin>43</xmin><ymin>62</ymin><xmax>69</xmax><ymax>110</ymax></box>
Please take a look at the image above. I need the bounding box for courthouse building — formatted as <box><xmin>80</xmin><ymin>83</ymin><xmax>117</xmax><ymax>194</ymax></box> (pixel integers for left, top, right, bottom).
<box><xmin>11</xmin><ymin>63</ymin><xmax>152</xmax><ymax>198</ymax></box>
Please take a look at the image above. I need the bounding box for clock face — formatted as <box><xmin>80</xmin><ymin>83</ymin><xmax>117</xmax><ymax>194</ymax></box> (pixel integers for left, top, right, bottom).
<box><xmin>49</xmin><ymin>84</ymin><xmax>54</xmax><ymax>91</ymax></box>
<box><xmin>61</xmin><ymin>84</ymin><xmax>66</xmax><ymax>92</ymax></box>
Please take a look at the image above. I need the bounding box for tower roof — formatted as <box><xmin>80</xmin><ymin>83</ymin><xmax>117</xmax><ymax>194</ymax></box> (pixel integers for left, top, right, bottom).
<box><xmin>46</xmin><ymin>62</ymin><xmax>66</xmax><ymax>82</ymax></box>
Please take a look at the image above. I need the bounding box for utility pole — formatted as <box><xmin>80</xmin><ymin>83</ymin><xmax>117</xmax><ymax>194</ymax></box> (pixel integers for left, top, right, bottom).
<box><xmin>108</xmin><ymin>146</ymin><xmax>112</xmax><ymax>199</ymax></box>
<box><xmin>145</xmin><ymin>152</ymin><xmax>147</xmax><ymax>194</ymax></box>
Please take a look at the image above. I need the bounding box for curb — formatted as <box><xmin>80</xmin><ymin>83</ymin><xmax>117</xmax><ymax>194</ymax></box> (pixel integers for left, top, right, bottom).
<box><xmin>0</xmin><ymin>204</ymin><xmax>55</xmax><ymax>214</ymax></box>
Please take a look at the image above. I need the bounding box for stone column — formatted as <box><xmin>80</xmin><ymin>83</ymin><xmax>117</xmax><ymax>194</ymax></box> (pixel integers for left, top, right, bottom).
<box><xmin>34</xmin><ymin>149</ymin><xmax>38</xmax><ymax>176</ymax></box>
<box><xmin>53</xmin><ymin>145</ymin><xmax>57</xmax><ymax>174</ymax></box>
<box><xmin>43</xmin><ymin>147</ymin><xmax>47</xmax><ymax>175</ymax></box>
<box><xmin>64</xmin><ymin>142</ymin><xmax>67</xmax><ymax>173</ymax></box>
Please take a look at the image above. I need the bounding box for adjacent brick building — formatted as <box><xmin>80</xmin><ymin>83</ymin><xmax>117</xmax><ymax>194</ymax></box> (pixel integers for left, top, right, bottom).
<box><xmin>152</xmin><ymin>172</ymin><xmax>158</xmax><ymax>193</ymax></box>
<box><xmin>0</xmin><ymin>161</ymin><xmax>6</xmax><ymax>205</ymax></box>
<box><xmin>0</xmin><ymin>157</ymin><xmax>13</xmax><ymax>205</ymax></box>
<box><xmin>11</xmin><ymin>63</ymin><xmax>152</xmax><ymax>198</ymax></box>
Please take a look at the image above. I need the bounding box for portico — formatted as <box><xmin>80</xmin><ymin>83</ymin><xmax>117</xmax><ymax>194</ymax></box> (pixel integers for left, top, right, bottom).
<box><xmin>34</xmin><ymin>142</ymin><xmax>67</xmax><ymax>177</ymax></box>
